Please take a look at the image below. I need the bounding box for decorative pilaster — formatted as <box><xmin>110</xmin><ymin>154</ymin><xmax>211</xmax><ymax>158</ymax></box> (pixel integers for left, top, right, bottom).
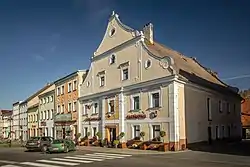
<box><xmin>101</xmin><ymin>98</ymin><xmax>106</xmax><ymax>140</ymax></box>
<box><xmin>169</xmin><ymin>81</ymin><xmax>180</xmax><ymax>150</ymax></box>
<box><xmin>119</xmin><ymin>87</ymin><xmax>125</xmax><ymax>142</ymax></box>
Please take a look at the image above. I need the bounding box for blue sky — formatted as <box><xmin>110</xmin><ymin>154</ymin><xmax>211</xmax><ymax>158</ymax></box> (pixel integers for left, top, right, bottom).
<box><xmin>0</xmin><ymin>0</ymin><xmax>249</xmax><ymax>109</ymax></box>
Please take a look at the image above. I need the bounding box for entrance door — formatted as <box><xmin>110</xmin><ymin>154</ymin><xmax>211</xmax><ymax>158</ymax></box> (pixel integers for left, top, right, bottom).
<box><xmin>109</xmin><ymin>128</ymin><xmax>116</xmax><ymax>143</ymax></box>
<box><xmin>208</xmin><ymin>126</ymin><xmax>212</xmax><ymax>145</ymax></box>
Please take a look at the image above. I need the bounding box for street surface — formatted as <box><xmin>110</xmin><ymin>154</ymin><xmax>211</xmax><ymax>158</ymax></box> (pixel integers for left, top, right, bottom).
<box><xmin>1</xmin><ymin>144</ymin><xmax>250</xmax><ymax>167</ymax></box>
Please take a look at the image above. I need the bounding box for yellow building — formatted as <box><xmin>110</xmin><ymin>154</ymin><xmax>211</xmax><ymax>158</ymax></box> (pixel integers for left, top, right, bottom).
<box><xmin>27</xmin><ymin>83</ymin><xmax>54</xmax><ymax>138</ymax></box>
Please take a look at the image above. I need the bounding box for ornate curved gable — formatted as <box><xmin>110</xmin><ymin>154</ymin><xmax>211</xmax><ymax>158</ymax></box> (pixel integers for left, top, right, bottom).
<box><xmin>93</xmin><ymin>11</ymin><xmax>136</xmax><ymax>57</ymax></box>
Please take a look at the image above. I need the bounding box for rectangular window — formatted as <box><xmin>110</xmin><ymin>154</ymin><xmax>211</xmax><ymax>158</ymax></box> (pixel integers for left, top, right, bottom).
<box><xmin>68</xmin><ymin>83</ymin><xmax>72</xmax><ymax>92</ymax></box>
<box><xmin>207</xmin><ymin>98</ymin><xmax>212</xmax><ymax>121</ymax></box>
<box><xmin>93</xmin><ymin>127</ymin><xmax>97</xmax><ymax>136</ymax></box>
<box><xmin>122</xmin><ymin>68</ymin><xmax>129</xmax><ymax>80</ymax></box>
<box><xmin>84</xmin><ymin>127</ymin><xmax>88</xmax><ymax>137</ymax></box>
<box><xmin>152</xmin><ymin>125</ymin><xmax>160</xmax><ymax>138</ymax></box>
<box><xmin>40</xmin><ymin>112</ymin><xmax>43</xmax><ymax>121</ymax></box>
<box><xmin>100</xmin><ymin>76</ymin><xmax>105</xmax><ymax>87</ymax></box>
<box><xmin>43</xmin><ymin>111</ymin><xmax>46</xmax><ymax>120</ymax></box>
<box><xmin>151</xmin><ymin>93</ymin><xmax>160</xmax><ymax>108</ymax></box>
<box><xmin>50</xmin><ymin>96</ymin><xmax>53</xmax><ymax>102</ymax></box>
<box><xmin>108</xmin><ymin>100</ymin><xmax>115</xmax><ymax>113</ymax></box>
<box><xmin>62</xmin><ymin>104</ymin><xmax>64</xmax><ymax>113</ymax></box>
<box><xmin>233</xmin><ymin>103</ymin><xmax>236</xmax><ymax>114</ymax></box>
<box><xmin>50</xmin><ymin>109</ymin><xmax>53</xmax><ymax>119</ymax></box>
<box><xmin>61</xmin><ymin>85</ymin><xmax>64</xmax><ymax>95</ymax></box>
<box><xmin>83</xmin><ymin>105</ymin><xmax>88</xmax><ymax>115</ymax></box>
<box><xmin>73</xmin><ymin>80</ymin><xmax>77</xmax><ymax>90</ymax></box>
<box><xmin>68</xmin><ymin>103</ymin><xmax>72</xmax><ymax>112</ymax></box>
<box><xmin>219</xmin><ymin>100</ymin><xmax>222</xmax><ymax>113</ymax></box>
<box><xmin>93</xmin><ymin>103</ymin><xmax>98</xmax><ymax>114</ymax></box>
<box><xmin>221</xmin><ymin>125</ymin><xmax>225</xmax><ymax>138</ymax></box>
<box><xmin>57</xmin><ymin>105</ymin><xmax>61</xmax><ymax>113</ymax></box>
<box><xmin>73</xmin><ymin>102</ymin><xmax>77</xmax><ymax>111</ymax></box>
<box><xmin>215</xmin><ymin>126</ymin><xmax>219</xmax><ymax>140</ymax></box>
<box><xmin>132</xmin><ymin>96</ymin><xmax>140</xmax><ymax>110</ymax></box>
<box><xmin>47</xmin><ymin>110</ymin><xmax>49</xmax><ymax>120</ymax></box>
<box><xmin>133</xmin><ymin>125</ymin><xmax>140</xmax><ymax>138</ymax></box>
<box><xmin>227</xmin><ymin>126</ymin><xmax>231</xmax><ymax>137</ymax></box>
<box><xmin>227</xmin><ymin>102</ymin><xmax>230</xmax><ymax>114</ymax></box>
<box><xmin>57</xmin><ymin>87</ymin><xmax>60</xmax><ymax>96</ymax></box>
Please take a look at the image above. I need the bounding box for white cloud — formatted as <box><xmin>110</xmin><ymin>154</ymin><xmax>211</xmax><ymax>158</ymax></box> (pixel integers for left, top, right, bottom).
<box><xmin>33</xmin><ymin>54</ymin><xmax>45</xmax><ymax>61</ymax></box>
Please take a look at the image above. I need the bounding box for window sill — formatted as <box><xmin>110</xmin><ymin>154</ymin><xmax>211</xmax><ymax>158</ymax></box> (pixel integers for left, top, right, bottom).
<box><xmin>129</xmin><ymin>109</ymin><xmax>141</xmax><ymax>113</ymax></box>
<box><xmin>147</xmin><ymin>107</ymin><xmax>161</xmax><ymax>111</ymax></box>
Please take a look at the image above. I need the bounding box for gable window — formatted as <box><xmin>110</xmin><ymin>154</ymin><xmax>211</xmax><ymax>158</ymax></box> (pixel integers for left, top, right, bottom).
<box><xmin>132</xmin><ymin>96</ymin><xmax>140</xmax><ymax>110</ymax></box>
<box><xmin>133</xmin><ymin>125</ymin><xmax>140</xmax><ymax>138</ymax></box>
<box><xmin>108</xmin><ymin>100</ymin><xmax>115</xmax><ymax>113</ymax></box>
<box><xmin>100</xmin><ymin>76</ymin><xmax>105</xmax><ymax>87</ymax></box>
<box><xmin>73</xmin><ymin>80</ymin><xmax>77</xmax><ymax>91</ymax></box>
<box><xmin>93</xmin><ymin>103</ymin><xmax>98</xmax><ymax>114</ymax></box>
<box><xmin>122</xmin><ymin>68</ymin><xmax>129</xmax><ymax>80</ymax></box>
<box><xmin>109</xmin><ymin>55</ymin><xmax>116</xmax><ymax>65</ymax></box>
<box><xmin>152</xmin><ymin>125</ymin><xmax>160</xmax><ymax>138</ymax></box>
<box><xmin>150</xmin><ymin>92</ymin><xmax>160</xmax><ymax>108</ymax></box>
<box><xmin>207</xmin><ymin>98</ymin><xmax>212</xmax><ymax>121</ymax></box>
<box><xmin>219</xmin><ymin>100</ymin><xmax>222</xmax><ymax>113</ymax></box>
<box><xmin>68</xmin><ymin>83</ymin><xmax>72</xmax><ymax>93</ymax></box>
<box><xmin>61</xmin><ymin>85</ymin><xmax>64</xmax><ymax>94</ymax></box>
<box><xmin>57</xmin><ymin>87</ymin><xmax>61</xmax><ymax>96</ymax></box>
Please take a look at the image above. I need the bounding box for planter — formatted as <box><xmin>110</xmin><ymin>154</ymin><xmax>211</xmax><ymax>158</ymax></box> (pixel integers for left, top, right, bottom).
<box><xmin>159</xmin><ymin>143</ymin><xmax>169</xmax><ymax>152</ymax></box>
<box><xmin>140</xmin><ymin>144</ymin><xmax>147</xmax><ymax>150</ymax></box>
<box><xmin>120</xmin><ymin>142</ymin><xmax>127</xmax><ymax>149</ymax></box>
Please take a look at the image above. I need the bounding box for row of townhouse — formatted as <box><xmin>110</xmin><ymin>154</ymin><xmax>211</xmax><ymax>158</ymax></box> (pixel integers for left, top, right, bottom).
<box><xmin>0</xmin><ymin>110</ymin><xmax>12</xmax><ymax>139</ymax></box>
<box><xmin>9</xmin><ymin>12</ymin><xmax>242</xmax><ymax>150</ymax></box>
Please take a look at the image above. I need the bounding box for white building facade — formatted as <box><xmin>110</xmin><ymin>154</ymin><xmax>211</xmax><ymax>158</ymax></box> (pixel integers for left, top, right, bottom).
<box><xmin>38</xmin><ymin>89</ymin><xmax>55</xmax><ymax>137</ymax></box>
<box><xmin>19</xmin><ymin>102</ymin><xmax>28</xmax><ymax>141</ymax></box>
<box><xmin>12</xmin><ymin>102</ymin><xmax>21</xmax><ymax>140</ymax></box>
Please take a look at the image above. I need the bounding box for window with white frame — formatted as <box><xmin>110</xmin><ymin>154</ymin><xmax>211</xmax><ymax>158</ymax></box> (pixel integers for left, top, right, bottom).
<box><xmin>68</xmin><ymin>83</ymin><xmax>72</xmax><ymax>92</ymax></box>
<box><xmin>50</xmin><ymin>109</ymin><xmax>53</xmax><ymax>119</ymax></box>
<box><xmin>108</xmin><ymin>99</ymin><xmax>115</xmax><ymax>113</ymax></box>
<box><xmin>57</xmin><ymin>105</ymin><xmax>61</xmax><ymax>113</ymax></box>
<box><xmin>61</xmin><ymin>85</ymin><xmax>64</xmax><ymax>94</ymax></box>
<box><xmin>43</xmin><ymin>111</ymin><xmax>46</xmax><ymax>120</ymax></box>
<box><xmin>47</xmin><ymin>97</ymin><xmax>49</xmax><ymax>103</ymax></box>
<box><xmin>82</xmin><ymin>104</ymin><xmax>88</xmax><ymax>115</ymax></box>
<box><xmin>152</xmin><ymin>125</ymin><xmax>160</xmax><ymax>138</ymax></box>
<box><xmin>62</xmin><ymin>104</ymin><xmax>64</xmax><ymax>113</ymax></box>
<box><xmin>133</xmin><ymin>125</ymin><xmax>140</xmax><ymax>138</ymax></box>
<box><xmin>207</xmin><ymin>98</ymin><xmax>212</xmax><ymax>121</ymax></box>
<box><xmin>73</xmin><ymin>101</ymin><xmax>77</xmax><ymax>111</ymax></box>
<box><xmin>68</xmin><ymin>102</ymin><xmax>72</xmax><ymax>112</ymax></box>
<box><xmin>221</xmin><ymin>125</ymin><xmax>225</xmax><ymax>138</ymax></box>
<box><xmin>219</xmin><ymin>100</ymin><xmax>222</xmax><ymax>113</ymax></box>
<box><xmin>43</xmin><ymin>98</ymin><xmax>46</xmax><ymax>104</ymax></box>
<box><xmin>93</xmin><ymin>103</ymin><xmax>98</xmax><ymax>114</ymax></box>
<box><xmin>84</xmin><ymin>127</ymin><xmax>88</xmax><ymax>137</ymax></box>
<box><xmin>109</xmin><ymin>54</ymin><xmax>116</xmax><ymax>64</ymax></box>
<box><xmin>122</xmin><ymin>68</ymin><xmax>129</xmax><ymax>80</ymax></box>
<box><xmin>100</xmin><ymin>76</ymin><xmax>105</xmax><ymax>87</ymax></box>
<box><xmin>57</xmin><ymin>87</ymin><xmax>61</xmax><ymax>96</ymax></box>
<box><xmin>150</xmin><ymin>92</ymin><xmax>160</xmax><ymax>108</ymax></box>
<box><xmin>50</xmin><ymin>96</ymin><xmax>53</xmax><ymax>102</ymax></box>
<box><xmin>40</xmin><ymin>112</ymin><xmax>43</xmax><ymax>120</ymax></box>
<box><xmin>226</xmin><ymin>102</ymin><xmax>230</xmax><ymax>114</ymax></box>
<box><xmin>132</xmin><ymin>96</ymin><xmax>140</xmax><ymax>110</ymax></box>
<box><xmin>92</xmin><ymin>127</ymin><xmax>97</xmax><ymax>136</ymax></box>
<box><xmin>47</xmin><ymin>110</ymin><xmax>49</xmax><ymax>120</ymax></box>
<box><xmin>73</xmin><ymin>80</ymin><xmax>77</xmax><ymax>91</ymax></box>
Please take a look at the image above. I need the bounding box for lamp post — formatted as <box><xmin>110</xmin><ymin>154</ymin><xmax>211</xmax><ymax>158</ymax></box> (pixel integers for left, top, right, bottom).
<box><xmin>8</xmin><ymin>116</ymin><xmax>13</xmax><ymax>147</ymax></box>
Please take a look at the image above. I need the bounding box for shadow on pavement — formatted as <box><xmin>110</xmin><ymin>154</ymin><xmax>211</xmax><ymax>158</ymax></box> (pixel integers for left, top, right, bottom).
<box><xmin>187</xmin><ymin>140</ymin><xmax>250</xmax><ymax>156</ymax></box>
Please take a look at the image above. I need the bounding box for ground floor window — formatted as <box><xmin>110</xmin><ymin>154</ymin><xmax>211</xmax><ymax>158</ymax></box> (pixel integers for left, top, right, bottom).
<box><xmin>93</xmin><ymin>127</ymin><xmax>97</xmax><ymax>136</ymax></box>
<box><xmin>84</xmin><ymin>127</ymin><xmax>88</xmax><ymax>137</ymax></box>
<box><xmin>152</xmin><ymin>125</ymin><xmax>160</xmax><ymax>139</ymax></box>
<box><xmin>133</xmin><ymin>125</ymin><xmax>140</xmax><ymax>139</ymax></box>
<box><xmin>215</xmin><ymin>126</ymin><xmax>219</xmax><ymax>140</ymax></box>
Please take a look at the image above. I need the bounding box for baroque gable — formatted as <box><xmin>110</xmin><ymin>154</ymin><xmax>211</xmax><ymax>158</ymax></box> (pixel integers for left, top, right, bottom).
<box><xmin>93</xmin><ymin>11</ymin><xmax>137</xmax><ymax>57</ymax></box>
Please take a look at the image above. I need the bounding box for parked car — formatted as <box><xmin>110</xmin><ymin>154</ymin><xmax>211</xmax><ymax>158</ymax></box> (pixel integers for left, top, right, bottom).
<box><xmin>47</xmin><ymin>139</ymin><xmax>76</xmax><ymax>153</ymax></box>
<box><xmin>25</xmin><ymin>136</ymin><xmax>54</xmax><ymax>151</ymax></box>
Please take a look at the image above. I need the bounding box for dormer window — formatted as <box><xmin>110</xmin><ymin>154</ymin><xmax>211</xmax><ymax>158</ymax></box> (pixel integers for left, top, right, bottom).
<box><xmin>109</xmin><ymin>54</ymin><xmax>116</xmax><ymax>64</ymax></box>
<box><xmin>100</xmin><ymin>76</ymin><xmax>105</xmax><ymax>87</ymax></box>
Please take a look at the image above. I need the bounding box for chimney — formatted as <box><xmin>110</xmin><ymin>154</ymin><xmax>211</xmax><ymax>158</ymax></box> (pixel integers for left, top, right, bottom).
<box><xmin>143</xmin><ymin>23</ymin><xmax>154</xmax><ymax>44</ymax></box>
